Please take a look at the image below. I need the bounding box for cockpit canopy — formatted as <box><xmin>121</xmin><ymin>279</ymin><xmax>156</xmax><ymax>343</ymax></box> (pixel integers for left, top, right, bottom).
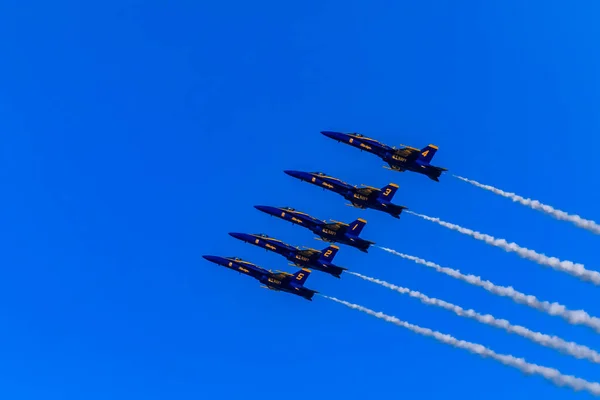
<box><xmin>256</xmin><ymin>233</ymin><xmax>269</xmax><ymax>238</ymax></box>
<box><xmin>281</xmin><ymin>207</ymin><xmax>295</xmax><ymax>211</ymax></box>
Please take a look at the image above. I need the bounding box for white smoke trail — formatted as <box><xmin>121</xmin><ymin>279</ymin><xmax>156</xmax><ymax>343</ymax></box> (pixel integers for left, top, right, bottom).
<box><xmin>348</xmin><ymin>271</ymin><xmax>600</xmax><ymax>364</ymax></box>
<box><xmin>378</xmin><ymin>247</ymin><xmax>600</xmax><ymax>333</ymax></box>
<box><xmin>323</xmin><ymin>295</ymin><xmax>600</xmax><ymax>396</ymax></box>
<box><xmin>454</xmin><ymin>175</ymin><xmax>600</xmax><ymax>235</ymax></box>
<box><xmin>406</xmin><ymin>210</ymin><xmax>600</xmax><ymax>285</ymax></box>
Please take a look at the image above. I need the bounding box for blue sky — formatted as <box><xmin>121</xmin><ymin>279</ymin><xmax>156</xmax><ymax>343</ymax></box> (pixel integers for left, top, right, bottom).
<box><xmin>1</xmin><ymin>0</ymin><xmax>599</xmax><ymax>398</ymax></box>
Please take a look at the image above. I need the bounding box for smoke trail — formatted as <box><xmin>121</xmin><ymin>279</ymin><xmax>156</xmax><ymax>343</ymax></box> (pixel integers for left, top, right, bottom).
<box><xmin>454</xmin><ymin>175</ymin><xmax>600</xmax><ymax>235</ymax></box>
<box><xmin>378</xmin><ymin>247</ymin><xmax>600</xmax><ymax>333</ymax></box>
<box><xmin>406</xmin><ymin>210</ymin><xmax>600</xmax><ymax>285</ymax></box>
<box><xmin>323</xmin><ymin>295</ymin><xmax>600</xmax><ymax>395</ymax></box>
<box><xmin>348</xmin><ymin>271</ymin><xmax>600</xmax><ymax>364</ymax></box>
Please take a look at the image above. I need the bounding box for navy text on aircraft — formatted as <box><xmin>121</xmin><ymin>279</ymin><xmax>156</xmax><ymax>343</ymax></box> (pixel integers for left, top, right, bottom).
<box><xmin>202</xmin><ymin>255</ymin><xmax>318</xmax><ymax>301</ymax></box>
<box><xmin>254</xmin><ymin>205</ymin><xmax>375</xmax><ymax>252</ymax></box>
<box><xmin>321</xmin><ymin>131</ymin><xmax>447</xmax><ymax>181</ymax></box>
<box><xmin>229</xmin><ymin>232</ymin><xmax>347</xmax><ymax>278</ymax></box>
<box><xmin>284</xmin><ymin>170</ymin><xmax>408</xmax><ymax>218</ymax></box>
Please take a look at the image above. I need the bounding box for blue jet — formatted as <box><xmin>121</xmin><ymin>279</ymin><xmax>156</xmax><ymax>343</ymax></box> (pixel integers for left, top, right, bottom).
<box><xmin>284</xmin><ymin>170</ymin><xmax>408</xmax><ymax>219</ymax></box>
<box><xmin>254</xmin><ymin>205</ymin><xmax>375</xmax><ymax>252</ymax></box>
<box><xmin>202</xmin><ymin>255</ymin><xmax>318</xmax><ymax>301</ymax></box>
<box><xmin>321</xmin><ymin>131</ymin><xmax>447</xmax><ymax>181</ymax></box>
<box><xmin>229</xmin><ymin>232</ymin><xmax>347</xmax><ymax>278</ymax></box>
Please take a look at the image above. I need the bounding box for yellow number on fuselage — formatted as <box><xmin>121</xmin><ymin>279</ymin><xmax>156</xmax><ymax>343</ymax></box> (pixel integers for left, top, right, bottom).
<box><xmin>296</xmin><ymin>273</ymin><xmax>304</xmax><ymax>280</ymax></box>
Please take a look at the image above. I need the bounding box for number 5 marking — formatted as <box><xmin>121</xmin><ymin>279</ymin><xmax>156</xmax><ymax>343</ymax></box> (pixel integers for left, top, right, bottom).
<box><xmin>296</xmin><ymin>273</ymin><xmax>304</xmax><ymax>280</ymax></box>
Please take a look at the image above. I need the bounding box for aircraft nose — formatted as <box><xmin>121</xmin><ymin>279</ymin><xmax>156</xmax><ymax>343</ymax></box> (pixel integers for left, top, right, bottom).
<box><xmin>321</xmin><ymin>131</ymin><xmax>346</xmax><ymax>141</ymax></box>
<box><xmin>254</xmin><ymin>205</ymin><xmax>283</xmax><ymax>217</ymax></box>
<box><xmin>284</xmin><ymin>170</ymin><xmax>306</xmax><ymax>180</ymax></box>
<box><xmin>202</xmin><ymin>255</ymin><xmax>221</xmax><ymax>264</ymax></box>
<box><xmin>229</xmin><ymin>232</ymin><xmax>250</xmax><ymax>242</ymax></box>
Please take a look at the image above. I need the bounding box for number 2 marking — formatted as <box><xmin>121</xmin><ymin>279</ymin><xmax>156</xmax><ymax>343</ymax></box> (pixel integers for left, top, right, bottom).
<box><xmin>324</xmin><ymin>250</ymin><xmax>332</xmax><ymax>257</ymax></box>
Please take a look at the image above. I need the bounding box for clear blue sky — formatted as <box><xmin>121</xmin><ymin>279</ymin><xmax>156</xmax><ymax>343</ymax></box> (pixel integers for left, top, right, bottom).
<box><xmin>1</xmin><ymin>1</ymin><xmax>599</xmax><ymax>399</ymax></box>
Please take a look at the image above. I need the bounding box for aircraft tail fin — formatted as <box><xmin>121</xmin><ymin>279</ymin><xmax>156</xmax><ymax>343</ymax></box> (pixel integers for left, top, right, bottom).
<box><xmin>318</xmin><ymin>245</ymin><xmax>339</xmax><ymax>263</ymax></box>
<box><xmin>418</xmin><ymin>144</ymin><xmax>438</xmax><ymax>164</ymax></box>
<box><xmin>348</xmin><ymin>218</ymin><xmax>367</xmax><ymax>236</ymax></box>
<box><xmin>378</xmin><ymin>183</ymin><xmax>399</xmax><ymax>201</ymax></box>
<box><xmin>292</xmin><ymin>268</ymin><xmax>311</xmax><ymax>285</ymax></box>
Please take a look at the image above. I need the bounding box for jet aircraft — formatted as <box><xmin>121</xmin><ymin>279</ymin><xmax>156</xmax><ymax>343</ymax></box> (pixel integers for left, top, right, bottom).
<box><xmin>254</xmin><ymin>205</ymin><xmax>375</xmax><ymax>252</ymax></box>
<box><xmin>202</xmin><ymin>255</ymin><xmax>318</xmax><ymax>301</ymax></box>
<box><xmin>229</xmin><ymin>232</ymin><xmax>347</xmax><ymax>278</ymax></box>
<box><xmin>284</xmin><ymin>170</ymin><xmax>408</xmax><ymax>218</ymax></box>
<box><xmin>320</xmin><ymin>131</ymin><xmax>447</xmax><ymax>181</ymax></box>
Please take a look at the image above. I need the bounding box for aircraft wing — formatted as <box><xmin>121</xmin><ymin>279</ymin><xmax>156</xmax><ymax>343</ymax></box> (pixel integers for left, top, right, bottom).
<box><xmin>273</xmin><ymin>270</ymin><xmax>293</xmax><ymax>280</ymax></box>
<box><xmin>394</xmin><ymin>147</ymin><xmax>421</xmax><ymax>161</ymax></box>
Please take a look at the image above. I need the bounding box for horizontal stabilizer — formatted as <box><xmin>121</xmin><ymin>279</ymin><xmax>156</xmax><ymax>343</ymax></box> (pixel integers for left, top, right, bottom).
<box><xmin>328</xmin><ymin>265</ymin><xmax>348</xmax><ymax>278</ymax></box>
<box><xmin>387</xmin><ymin>204</ymin><xmax>408</xmax><ymax>218</ymax></box>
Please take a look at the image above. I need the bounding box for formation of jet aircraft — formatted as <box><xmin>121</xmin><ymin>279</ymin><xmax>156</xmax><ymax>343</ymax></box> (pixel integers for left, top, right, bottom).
<box><xmin>203</xmin><ymin>131</ymin><xmax>446</xmax><ymax>300</ymax></box>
